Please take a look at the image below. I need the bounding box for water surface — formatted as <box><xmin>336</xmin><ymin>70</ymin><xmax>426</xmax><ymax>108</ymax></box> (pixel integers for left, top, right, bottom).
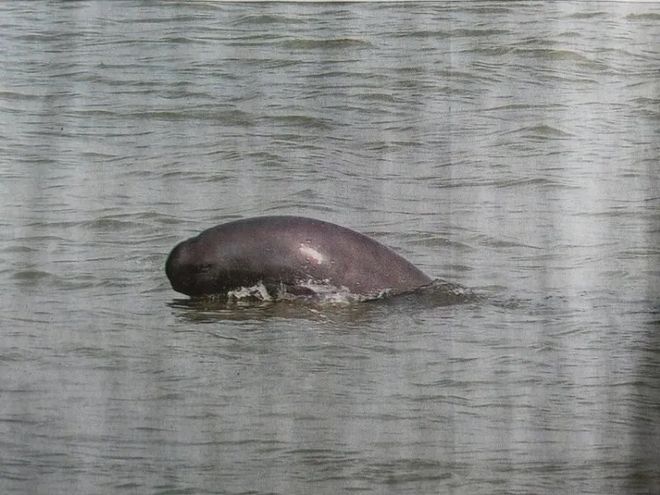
<box><xmin>1</xmin><ymin>1</ymin><xmax>659</xmax><ymax>494</ymax></box>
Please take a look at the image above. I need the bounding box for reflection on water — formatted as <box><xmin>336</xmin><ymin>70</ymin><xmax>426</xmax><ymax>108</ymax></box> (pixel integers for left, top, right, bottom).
<box><xmin>1</xmin><ymin>1</ymin><xmax>659</xmax><ymax>494</ymax></box>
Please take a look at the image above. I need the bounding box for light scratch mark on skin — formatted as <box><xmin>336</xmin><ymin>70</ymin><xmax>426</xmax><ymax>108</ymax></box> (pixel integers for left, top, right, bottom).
<box><xmin>299</xmin><ymin>245</ymin><xmax>324</xmax><ymax>265</ymax></box>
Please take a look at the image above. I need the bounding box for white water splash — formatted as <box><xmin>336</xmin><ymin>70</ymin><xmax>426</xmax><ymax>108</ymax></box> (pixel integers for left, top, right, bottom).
<box><xmin>218</xmin><ymin>278</ymin><xmax>474</xmax><ymax>306</ymax></box>
<box><xmin>226</xmin><ymin>281</ymin><xmax>273</xmax><ymax>303</ymax></box>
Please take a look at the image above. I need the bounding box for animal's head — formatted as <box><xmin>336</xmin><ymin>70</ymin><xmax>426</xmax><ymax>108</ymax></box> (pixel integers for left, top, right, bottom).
<box><xmin>165</xmin><ymin>237</ymin><xmax>223</xmax><ymax>297</ymax></box>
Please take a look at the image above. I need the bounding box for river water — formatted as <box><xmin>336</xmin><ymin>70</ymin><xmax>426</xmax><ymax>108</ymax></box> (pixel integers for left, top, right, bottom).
<box><xmin>1</xmin><ymin>1</ymin><xmax>659</xmax><ymax>494</ymax></box>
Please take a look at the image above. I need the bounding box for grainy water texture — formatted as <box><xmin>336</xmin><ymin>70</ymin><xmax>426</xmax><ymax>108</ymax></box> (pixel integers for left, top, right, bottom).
<box><xmin>1</xmin><ymin>1</ymin><xmax>659</xmax><ymax>494</ymax></box>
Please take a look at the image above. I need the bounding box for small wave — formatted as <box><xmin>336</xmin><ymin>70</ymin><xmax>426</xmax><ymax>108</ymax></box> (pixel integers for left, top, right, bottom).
<box><xmin>0</xmin><ymin>245</ymin><xmax>38</xmax><ymax>254</ymax></box>
<box><xmin>129</xmin><ymin>108</ymin><xmax>255</xmax><ymax>126</ymax></box>
<box><xmin>81</xmin><ymin>215</ymin><xmax>147</xmax><ymax>232</ymax></box>
<box><xmin>503</xmin><ymin>124</ymin><xmax>574</xmax><ymax>141</ymax></box>
<box><xmin>396</xmin><ymin>29</ymin><xmax>450</xmax><ymax>39</ymax></box>
<box><xmin>483</xmin><ymin>103</ymin><xmax>566</xmax><ymax>113</ymax></box>
<box><xmin>159</xmin><ymin>36</ymin><xmax>204</xmax><ymax>45</ymax></box>
<box><xmin>513</xmin><ymin>47</ymin><xmax>597</xmax><ymax>65</ymax></box>
<box><xmin>626</xmin><ymin>12</ymin><xmax>660</xmax><ymax>21</ymax></box>
<box><xmin>263</xmin><ymin>114</ymin><xmax>333</xmax><ymax>130</ymax></box>
<box><xmin>232</xmin><ymin>14</ymin><xmax>305</xmax><ymax>26</ymax></box>
<box><xmin>7</xmin><ymin>268</ymin><xmax>99</xmax><ymax>292</ymax></box>
<box><xmin>277</xmin><ymin>38</ymin><xmax>373</xmax><ymax>50</ymax></box>
<box><xmin>495</xmin><ymin>177</ymin><xmax>564</xmax><ymax>189</ymax></box>
<box><xmin>464</xmin><ymin>5</ymin><xmax>513</xmax><ymax>14</ymax></box>
<box><xmin>451</xmin><ymin>28</ymin><xmax>509</xmax><ymax>38</ymax></box>
<box><xmin>564</xmin><ymin>11</ymin><xmax>606</xmax><ymax>20</ymax></box>
<box><xmin>11</xmin><ymin>269</ymin><xmax>54</xmax><ymax>283</ymax></box>
<box><xmin>397</xmin><ymin>279</ymin><xmax>479</xmax><ymax>306</ymax></box>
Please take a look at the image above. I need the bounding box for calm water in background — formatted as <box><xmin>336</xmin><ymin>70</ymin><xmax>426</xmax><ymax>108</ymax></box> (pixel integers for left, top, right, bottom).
<box><xmin>1</xmin><ymin>1</ymin><xmax>659</xmax><ymax>493</ymax></box>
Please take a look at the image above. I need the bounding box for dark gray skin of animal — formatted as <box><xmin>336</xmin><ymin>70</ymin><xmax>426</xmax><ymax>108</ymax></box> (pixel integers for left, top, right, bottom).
<box><xmin>165</xmin><ymin>216</ymin><xmax>432</xmax><ymax>298</ymax></box>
